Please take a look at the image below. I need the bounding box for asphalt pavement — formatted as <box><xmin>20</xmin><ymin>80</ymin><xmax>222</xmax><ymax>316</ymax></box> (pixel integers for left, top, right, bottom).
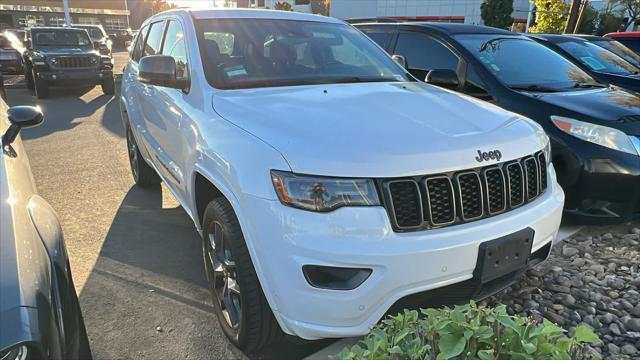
<box><xmin>4</xmin><ymin>51</ymin><xmax>330</xmax><ymax>360</ymax></box>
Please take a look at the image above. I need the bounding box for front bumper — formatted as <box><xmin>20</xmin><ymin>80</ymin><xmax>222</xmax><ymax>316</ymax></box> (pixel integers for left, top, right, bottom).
<box><xmin>241</xmin><ymin>169</ymin><xmax>565</xmax><ymax>340</ymax></box>
<box><xmin>36</xmin><ymin>68</ymin><xmax>112</xmax><ymax>83</ymax></box>
<box><xmin>554</xmin><ymin>136</ymin><xmax>640</xmax><ymax>222</ymax></box>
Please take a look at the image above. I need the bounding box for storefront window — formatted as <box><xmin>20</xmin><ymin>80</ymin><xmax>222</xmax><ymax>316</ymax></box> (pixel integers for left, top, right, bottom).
<box><xmin>105</xmin><ymin>17</ymin><xmax>126</xmax><ymax>30</ymax></box>
<box><xmin>18</xmin><ymin>15</ymin><xmax>45</xmax><ymax>27</ymax></box>
<box><xmin>78</xmin><ymin>17</ymin><xmax>101</xmax><ymax>25</ymax></box>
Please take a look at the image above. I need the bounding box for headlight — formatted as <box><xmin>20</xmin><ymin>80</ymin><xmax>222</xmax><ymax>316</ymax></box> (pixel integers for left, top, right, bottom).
<box><xmin>271</xmin><ymin>170</ymin><xmax>380</xmax><ymax>212</ymax></box>
<box><xmin>551</xmin><ymin>116</ymin><xmax>639</xmax><ymax>156</ymax></box>
<box><xmin>48</xmin><ymin>57</ymin><xmax>58</xmax><ymax>65</ymax></box>
<box><xmin>90</xmin><ymin>56</ymin><xmax>99</xmax><ymax>65</ymax></box>
<box><xmin>0</xmin><ymin>345</ymin><xmax>28</xmax><ymax>360</ymax></box>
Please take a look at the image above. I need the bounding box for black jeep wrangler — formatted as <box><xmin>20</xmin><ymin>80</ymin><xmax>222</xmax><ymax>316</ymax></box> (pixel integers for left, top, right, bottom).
<box><xmin>23</xmin><ymin>27</ymin><xmax>114</xmax><ymax>99</ymax></box>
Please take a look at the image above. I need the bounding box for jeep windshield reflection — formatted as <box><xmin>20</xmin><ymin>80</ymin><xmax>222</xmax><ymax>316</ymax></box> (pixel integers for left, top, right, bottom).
<box><xmin>458</xmin><ymin>35</ymin><xmax>598</xmax><ymax>92</ymax></box>
<box><xmin>32</xmin><ymin>29</ymin><xmax>92</xmax><ymax>49</ymax></box>
<box><xmin>196</xmin><ymin>19</ymin><xmax>410</xmax><ymax>89</ymax></box>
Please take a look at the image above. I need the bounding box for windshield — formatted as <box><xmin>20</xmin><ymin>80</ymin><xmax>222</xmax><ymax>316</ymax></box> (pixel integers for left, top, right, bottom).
<box><xmin>81</xmin><ymin>27</ymin><xmax>104</xmax><ymax>40</ymax></box>
<box><xmin>457</xmin><ymin>35</ymin><xmax>596</xmax><ymax>91</ymax></box>
<box><xmin>196</xmin><ymin>19</ymin><xmax>410</xmax><ymax>89</ymax></box>
<box><xmin>592</xmin><ymin>39</ymin><xmax>640</xmax><ymax>68</ymax></box>
<box><xmin>32</xmin><ymin>30</ymin><xmax>92</xmax><ymax>48</ymax></box>
<box><xmin>556</xmin><ymin>40</ymin><xmax>639</xmax><ymax>75</ymax></box>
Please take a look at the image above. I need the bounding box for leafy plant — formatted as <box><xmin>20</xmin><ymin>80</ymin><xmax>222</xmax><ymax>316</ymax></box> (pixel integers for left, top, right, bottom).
<box><xmin>274</xmin><ymin>1</ymin><xmax>293</xmax><ymax>11</ymax></box>
<box><xmin>480</xmin><ymin>0</ymin><xmax>514</xmax><ymax>29</ymax></box>
<box><xmin>332</xmin><ymin>302</ymin><xmax>599</xmax><ymax>360</ymax></box>
<box><xmin>529</xmin><ymin>0</ymin><xmax>569</xmax><ymax>33</ymax></box>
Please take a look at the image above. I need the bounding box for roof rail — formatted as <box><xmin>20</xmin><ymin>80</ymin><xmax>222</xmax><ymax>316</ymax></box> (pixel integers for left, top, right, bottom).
<box><xmin>345</xmin><ymin>18</ymin><xmax>403</xmax><ymax>24</ymax></box>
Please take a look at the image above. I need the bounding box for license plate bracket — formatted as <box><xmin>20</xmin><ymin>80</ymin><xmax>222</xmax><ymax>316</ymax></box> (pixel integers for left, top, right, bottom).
<box><xmin>474</xmin><ymin>228</ymin><xmax>535</xmax><ymax>284</ymax></box>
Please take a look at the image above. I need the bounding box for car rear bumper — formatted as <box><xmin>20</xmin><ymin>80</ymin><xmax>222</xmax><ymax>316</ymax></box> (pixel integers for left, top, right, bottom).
<box><xmin>241</xmin><ymin>168</ymin><xmax>565</xmax><ymax>340</ymax></box>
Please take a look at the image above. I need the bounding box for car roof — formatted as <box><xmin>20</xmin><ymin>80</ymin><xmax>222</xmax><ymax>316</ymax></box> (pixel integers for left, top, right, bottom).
<box><xmin>353</xmin><ymin>21</ymin><xmax>515</xmax><ymax>35</ymax></box>
<box><xmin>527</xmin><ymin>33</ymin><xmax>588</xmax><ymax>43</ymax></box>
<box><xmin>571</xmin><ymin>34</ymin><xmax>610</xmax><ymax>41</ymax></box>
<box><xmin>165</xmin><ymin>8</ymin><xmax>343</xmax><ymax>25</ymax></box>
<box><xmin>27</xmin><ymin>27</ymin><xmax>87</xmax><ymax>32</ymax></box>
<box><xmin>604</xmin><ymin>32</ymin><xmax>640</xmax><ymax>38</ymax></box>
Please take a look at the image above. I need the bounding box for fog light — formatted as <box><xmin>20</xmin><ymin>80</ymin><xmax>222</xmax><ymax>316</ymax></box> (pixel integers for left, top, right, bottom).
<box><xmin>51</xmin><ymin>75</ymin><xmax>56</xmax><ymax>80</ymax></box>
<box><xmin>303</xmin><ymin>265</ymin><xmax>372</xmax><ymax>290</ymax></box>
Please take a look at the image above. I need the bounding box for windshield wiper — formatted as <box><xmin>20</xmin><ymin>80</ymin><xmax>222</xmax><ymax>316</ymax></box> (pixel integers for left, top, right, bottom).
<box><xmin>509</xmin><ymin>84</ymin><xmax>561</xmax><ymax>93</ymax></box>
<box><xmin>323</xmin><ymin>76</ymin><xmax>400</xmax><ymax>84</ymax></box>
<box><xmin>572</xmin><ymin>82</ymin><xmax>608</xmax><ymax>89</ymax></box>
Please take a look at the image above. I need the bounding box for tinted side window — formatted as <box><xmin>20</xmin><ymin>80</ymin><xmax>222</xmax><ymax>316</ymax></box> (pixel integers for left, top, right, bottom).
<box><xmin>132</xmin><ymin>25</ymin><xmax>149</xmax><ymax>62</ymax></box>
<box><xmin>394</xmin><ymin>32</ymin><xmax>459</xmax><ymax>79</ymax></box>
<box><xmin>465</xmin><ymin>66</ymin><xmax>492</xmax><ymax>100</ymax></box>
<box><xmin>162</xmin><ymin>20</ymin><xmax>189</xmax><ymax>80</ymax></box>
<box><xmin>363</xmin><ymin>31</ymin><xmax>392</xmax><ymax>49</ymax></box>
<box><xmin>618</xmin><ymin>38</ymin><xmax>640</xmax><ymax>54</ymax></box>
<box><xmin>143</xmin><ymin>21</ymin><xmax>165</xmax><ymax>57</ymax></box>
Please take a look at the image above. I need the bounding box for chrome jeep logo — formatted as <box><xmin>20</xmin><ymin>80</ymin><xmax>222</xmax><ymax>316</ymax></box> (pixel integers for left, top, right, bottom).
<box><xmin>475</xmin><ymin>150</ymin><xmax>502</xmax><ymax>162</ymax></box>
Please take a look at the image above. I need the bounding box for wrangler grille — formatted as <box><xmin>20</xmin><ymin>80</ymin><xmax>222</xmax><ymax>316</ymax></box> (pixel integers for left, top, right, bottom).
<box><xmin>382</xmin><ymin>151</ymin><xmax>548</xmax><ymax>231</ymax></box>
<box><xmin>50</xmin><ymin>56</ymin><xmax>95</xmax><ymax>68</ymax></box>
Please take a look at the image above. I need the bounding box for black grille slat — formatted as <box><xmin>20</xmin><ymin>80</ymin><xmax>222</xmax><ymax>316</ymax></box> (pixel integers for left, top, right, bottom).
<box><xmin>387</xmin><ymin>180</ymin><xmax>422</xmax><ymax>229</ymax></box>
<box><xmin>424</xmin><ymin>177</ymin><xmax>455</xmax><ymax>225</ymax></box>
<box><xmin>484</xmin><ymin>168</ymin><xmax>506</xmax><ymax>214</ymax></box>
<box><xmin>619</xmin><ymin>115</ymin><xmax>640</xmax><ymax>123</ymax></box>
<box><xmin>506</xmin><ymin>162</ymin><xmax>525</xmax><ymax>207</ymax></box>
<box><xmin>54</xmin><ymin>56</ymin><xmax>93</xmax><ymax>68</ymax></box>
<box><xmin>382</xmin><ymin>151</ymin><xmax>548</xmax><ymax>232</ymax></box>
<box><xmin>537</xmin><ymin>152</ymin><xmax>547</xmax><ymax>192</ymax></box>
<box><xmin>524</xmin><ymin>157</ymin><xmax>539</xmax><ymax>200</ymax></box>
<box><xmin>456</xmin><ymin>173</ymin><xmax>483</xmax><ymax>220</ymax></box>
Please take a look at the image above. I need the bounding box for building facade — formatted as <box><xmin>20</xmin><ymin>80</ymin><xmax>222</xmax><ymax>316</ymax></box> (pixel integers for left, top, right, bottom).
<box><xmin>0</xmin><ymin>0</ymin><xmax>129</xmax><ymax>31</ymax></box>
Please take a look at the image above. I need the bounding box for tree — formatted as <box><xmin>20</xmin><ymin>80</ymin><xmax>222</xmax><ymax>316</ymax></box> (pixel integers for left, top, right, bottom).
<box><xmin>598</xmin><ymin>12</ymin><xmax>626</xmax><ymax>34</ymax></box>
<box><xmin>322</xmin><ymin>0</ymin><xmax>331</xmax><ymax>16</ymax></box>
<box><xmin>529</xmin><ymin>0</ymin><xmax>570</xmax><ymax>33</ymax></box>
<box><xmin>145</xmin><ymin>0</ymin><xmax>176</xmax><ymax>15</ymax></box>
<box><xmin>576</xmin><ymin>3</ymin><xmax>598</xmax><ymax>34</ymax></box>
<box><xmin>274</xmin><ymin>1</ymin><xmax>293</xmax><ymax>11</ymax></box>
<box><xmin>480</xmin><ymin>0</ymin><xmax>514</xmax><ymax>28</ymax></box>
<box><xmin>614</xmin><ymin>0</ymin><xmax>640</xmax><ymax>28</ymax></box>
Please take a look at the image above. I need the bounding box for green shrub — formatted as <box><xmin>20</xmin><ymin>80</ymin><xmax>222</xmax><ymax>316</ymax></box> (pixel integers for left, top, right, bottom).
<box><xmin>331</xmin><ymin>302</ymin><xmax>599</xmax><ymax>360</ymax></box>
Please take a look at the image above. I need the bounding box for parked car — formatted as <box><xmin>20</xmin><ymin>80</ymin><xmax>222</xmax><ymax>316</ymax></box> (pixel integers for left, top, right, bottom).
<box><xmin>604</xmin><ymin>31</ymin><xmax>640</xmax><ymax>55</ymax></box>
<box><xmin>574</xmin><ymin>34</ymin><xmax>640</xmax><ymax>68</ymax></box>
<box><xmin>122</xmin><ymin>9</ymin><xmax>564</xmax><ymax>352</ymax></box>
<box><xmin>108</xmin><ymin>28</ymin><xmax>133</xmax><ymax>49</ymax></box>
<box><xmin>355</xmin><ymin>21</ymin><xmax>640</xmax><ymax>222</ymax></box>
<box><xmin>23</xmin><ymin>27</ymin><xmax>115</xmax><ymax>99</ymax></box>
<box><xmin>0</xmin><ymin>34</ymin><xmax>22</xmax><ymax>74</ymax></box>
<box><xmin>71</xmin><ymin>24</ymin><xmax>112</xmax><ymax>57</ymax></box>
<box><xmin>528</xmin><ymin>34</ymin><xmax>640</xmax><ymax>93</ymax></box>
<box><xmin>0</xmin><ymin>100</ymin><xmax>92</xmax><ymax>359</ymax></box>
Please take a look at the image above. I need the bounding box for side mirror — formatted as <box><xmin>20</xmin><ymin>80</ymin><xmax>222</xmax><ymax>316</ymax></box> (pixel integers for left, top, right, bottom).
<box><xmin>138</xmin><ymin>55</ymin><xmax>188</xmax><ymax>90</ymax></box>
<box><xmin>2</xmin><ymin>106</ymin><xmax>44</xmax><ymax>146</ymax></box>
<box><xmin>425</xmin><ymin>69</ymin><xmax>459</xmax><ymax>89</ymax></box>
<box><xmin>391</xmin><ymin>54</ymin><xmax>407</xmax><ymax>69</ymax></box>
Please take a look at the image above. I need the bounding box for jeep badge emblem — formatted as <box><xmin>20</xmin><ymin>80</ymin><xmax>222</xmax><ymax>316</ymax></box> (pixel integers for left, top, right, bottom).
<box><xmin>475</xmin><ymin>150</ymin><xmax>502</xmax><ymax>162</ymax></box>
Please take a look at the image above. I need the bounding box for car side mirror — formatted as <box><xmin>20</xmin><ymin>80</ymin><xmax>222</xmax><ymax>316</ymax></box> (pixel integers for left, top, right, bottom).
<box><xmin>2</xmin><ymin>106</ymin><xmax>44</xmax><ymax>146</ymax></box>
<box><xmin>391</xmin><ymin>54</ymin><xmax>407</xmax><ymax>69</ymax></box>
<box><xmin>138</xmin><ymin>55</ymin><xmax>188</xmax><ymax>90</ymax></box>
<box><xmin>425</xmin><ymin>69</ymin><xmax>459</xmax><ymax>89</ymax></box>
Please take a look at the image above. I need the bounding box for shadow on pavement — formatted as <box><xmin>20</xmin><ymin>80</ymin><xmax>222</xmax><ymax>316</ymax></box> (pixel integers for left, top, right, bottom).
<box><xmin>79</xmin><ymin>184</ymin><xmax>337</xmax><ymax>359</ymax></box>
<box><xmin>100</xmin><ymin>92</ymin><xmax>125</xmax><ymax>138</ymax></box>
<box><xmin>5</xmin><ymin>85</ymin><xmax>114</xmax><ymax>140</ymax></box>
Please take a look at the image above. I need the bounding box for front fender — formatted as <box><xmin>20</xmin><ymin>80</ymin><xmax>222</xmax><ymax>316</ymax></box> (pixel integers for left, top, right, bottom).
<box><xmin>27</xmin><ymin>195</ymin><xmax>68</xmax><ymax>280</ymax></box>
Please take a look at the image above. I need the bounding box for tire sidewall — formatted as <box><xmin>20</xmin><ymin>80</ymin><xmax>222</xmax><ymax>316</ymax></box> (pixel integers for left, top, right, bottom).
<box><xmin>202</xmin><ymin>200</ymin><xmax>250</xmax><ymax>348</ymax></box>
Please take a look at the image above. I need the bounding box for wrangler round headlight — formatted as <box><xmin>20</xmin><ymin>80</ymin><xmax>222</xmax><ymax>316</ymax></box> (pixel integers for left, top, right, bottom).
<box><xmin>90</xmin><ymin>56</ymin><xmax>99</xmax><ymax>65</ymax></box>
<box><xmin>271</xmin><ymin>170</ymin><xmax>380</xmax><ymax>212</ymax></box>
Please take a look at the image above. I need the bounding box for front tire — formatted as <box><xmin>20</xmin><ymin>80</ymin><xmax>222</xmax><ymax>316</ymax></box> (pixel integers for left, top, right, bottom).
<box><xmin>202</xmin><ymin>198</ymin><xmax>283</xmax><ymax>353</ymax></box>
<box><xmin>32</xmin><ymin>68</ymin><xmax>49</xmax><ymax>99</ymax></box>
<box><xmin>125</xmin><ymin>123</ymin><xmax>160</xmax><ymax>186</ymax></box>
<box><xmin>101</xmin><ymin>75</ymin><xmax>115</xmax><ymax>95</ymax></box>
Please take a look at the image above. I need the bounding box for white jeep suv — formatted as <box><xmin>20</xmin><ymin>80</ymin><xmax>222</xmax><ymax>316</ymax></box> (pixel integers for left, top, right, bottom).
<box><xmin>121</xmin><ymin>8</ymin><xmax>564</xmax><ymax>352</ymax></box>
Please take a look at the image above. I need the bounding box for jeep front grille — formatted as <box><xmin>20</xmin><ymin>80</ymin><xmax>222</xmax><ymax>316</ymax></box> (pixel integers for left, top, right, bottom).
<box><xmin>381</xmin><ymin>151</ymin><xmax>548</xmax><ymax>231</ymax></box>
<box><xmin>50</xmin><ymin>56</ymin><xmax>95</xmax><ymax>68</ymax></box>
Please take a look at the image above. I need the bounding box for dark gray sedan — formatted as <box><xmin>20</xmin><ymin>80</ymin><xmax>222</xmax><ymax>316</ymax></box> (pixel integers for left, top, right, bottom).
<box><xmin>0</xmin><ymin>100</ymin><xmax>91</xmax><ymax>359</ymax></box>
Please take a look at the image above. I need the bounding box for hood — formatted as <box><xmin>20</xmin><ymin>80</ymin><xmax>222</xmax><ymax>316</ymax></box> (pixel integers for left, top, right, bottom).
<box><xmin>525</xmin><ymin>87</ymin><xmax>640</xmax><ymax>122</ymax></box>
<box><xmin>33</xmin><ymin>47</ymin><xmax>95</xmax><ymax>56</ymax></box>
<box><xmin>595</xmin><ymin>72</ymin><xmax>640</xmax><ymax>93</ymax></box>
<box><xmin>212</xmin><ymin>82</ymin><xmax>548</xmax><ymax>177</ymax></box>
